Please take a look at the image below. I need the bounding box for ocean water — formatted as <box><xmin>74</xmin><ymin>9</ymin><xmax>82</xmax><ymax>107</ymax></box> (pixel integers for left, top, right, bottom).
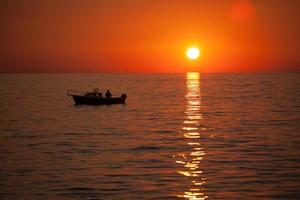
<box><xmin>0</xmin><ymin>73</ymin><xmax>300</xmax><ymax>200</ymax></box>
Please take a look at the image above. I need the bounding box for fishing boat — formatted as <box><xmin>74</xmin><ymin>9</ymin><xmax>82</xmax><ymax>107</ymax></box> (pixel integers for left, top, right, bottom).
<box><xmin>67</xmin><ymin>89</ymin><xmax>127</xmax><ymax>105</ymax></box>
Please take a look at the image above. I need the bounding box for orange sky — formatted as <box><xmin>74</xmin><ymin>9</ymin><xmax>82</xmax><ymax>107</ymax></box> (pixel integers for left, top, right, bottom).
<box><xmin>0</xmin><ymin>0</ymin><xmax>300</xmax><ymax>73</ymax></box>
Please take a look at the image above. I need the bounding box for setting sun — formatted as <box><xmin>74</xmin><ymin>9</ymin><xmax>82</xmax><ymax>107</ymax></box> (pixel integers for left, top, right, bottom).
<box><xmin>186</xmin><ymin>47</ymin><xmax>200</xmax><ymax>60</ymax></box>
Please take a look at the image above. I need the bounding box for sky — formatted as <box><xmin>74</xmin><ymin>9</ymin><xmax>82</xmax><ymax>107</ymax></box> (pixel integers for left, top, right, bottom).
<box><xmin>0</xmin><ymin>0</ymin><xmax>300</xmax><ymax>73</ymax></box>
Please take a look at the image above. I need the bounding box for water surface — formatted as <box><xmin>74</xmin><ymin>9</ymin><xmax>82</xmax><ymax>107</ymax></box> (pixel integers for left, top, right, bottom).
<box><xmin>0</xmin><ymin>73</ymin><xmax>300</xmax><ymax>199</ymax></box>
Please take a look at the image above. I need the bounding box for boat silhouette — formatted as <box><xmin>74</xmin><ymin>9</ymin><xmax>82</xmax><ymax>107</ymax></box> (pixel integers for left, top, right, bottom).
<box><xmin>67</xmin><ymin>89</ymin><xmax>127</xmax><ymax>105</ymax></box>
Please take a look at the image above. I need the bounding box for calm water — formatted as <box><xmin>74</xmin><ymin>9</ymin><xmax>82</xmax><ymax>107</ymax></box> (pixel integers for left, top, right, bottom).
<box><xmin>1</xmin><ymin>73</ymin><xmax>300</xmax><ymax>200</ymax></box>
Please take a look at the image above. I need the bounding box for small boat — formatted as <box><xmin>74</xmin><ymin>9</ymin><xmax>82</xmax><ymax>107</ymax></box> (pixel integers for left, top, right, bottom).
<box><xmin>67</xmin><ymin>89</ymin><xmax>127</xmax><ymax>105</ymax></box>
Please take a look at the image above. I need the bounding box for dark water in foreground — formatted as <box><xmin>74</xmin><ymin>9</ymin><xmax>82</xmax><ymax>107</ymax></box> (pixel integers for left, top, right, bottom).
<box><xmin>0</xmin><ymin>73</ymin><xmax>300</xmax><ymax>200</ymax></box>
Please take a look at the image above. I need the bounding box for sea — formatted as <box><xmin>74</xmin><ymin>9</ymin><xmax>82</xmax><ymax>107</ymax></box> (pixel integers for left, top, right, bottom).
<box><xmin>0</xmin><ymin>73</ymin><xmax>300</xmax><ymax>200</ymax></box>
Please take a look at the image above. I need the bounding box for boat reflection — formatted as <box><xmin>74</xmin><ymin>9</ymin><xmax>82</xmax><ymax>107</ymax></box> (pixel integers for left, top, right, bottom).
<box><xmin>176</xmin><ymin>72</ymin><xmax>208</xmax><ymax>200</ymax></box>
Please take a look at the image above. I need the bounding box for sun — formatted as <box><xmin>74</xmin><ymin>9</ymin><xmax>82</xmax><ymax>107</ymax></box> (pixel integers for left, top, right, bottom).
<box><xmin>186</xmin><ymin>47</ymin><xmax>200</xmax><ymax>60</ymax></box>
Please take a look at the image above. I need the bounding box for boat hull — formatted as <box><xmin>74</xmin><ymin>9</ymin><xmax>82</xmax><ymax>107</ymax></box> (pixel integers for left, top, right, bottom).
<box><xmin>71</xmin><ymin>94</ymin><xmax>127</xmax><ymax>105</ymax></box>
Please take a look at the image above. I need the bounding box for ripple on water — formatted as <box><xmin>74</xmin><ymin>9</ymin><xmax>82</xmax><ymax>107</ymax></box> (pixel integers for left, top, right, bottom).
<box><xmin>0</xmin><ymin>73</ymin><xmax>300</xmax><ymax>199</ymax></box>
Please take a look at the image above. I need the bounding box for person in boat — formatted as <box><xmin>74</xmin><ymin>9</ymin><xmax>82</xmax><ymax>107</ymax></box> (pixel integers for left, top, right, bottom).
<box><xmin>105</xmin><ymin>90</ymin><xmax>112</xmax><ymax>98</ymax></box>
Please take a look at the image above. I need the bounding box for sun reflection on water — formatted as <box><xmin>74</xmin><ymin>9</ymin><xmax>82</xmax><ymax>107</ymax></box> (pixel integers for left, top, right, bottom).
<box><xmin>176</xmin><ymin>72</ymin><xmax>208</xmax><ymax>200</ymax></box>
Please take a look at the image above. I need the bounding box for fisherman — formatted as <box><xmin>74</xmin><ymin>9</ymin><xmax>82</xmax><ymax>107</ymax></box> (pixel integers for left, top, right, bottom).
<box><xmin>105</xmin><ymin>90</ymin><xmax>112</xmax><ymax>98</ymax></box>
